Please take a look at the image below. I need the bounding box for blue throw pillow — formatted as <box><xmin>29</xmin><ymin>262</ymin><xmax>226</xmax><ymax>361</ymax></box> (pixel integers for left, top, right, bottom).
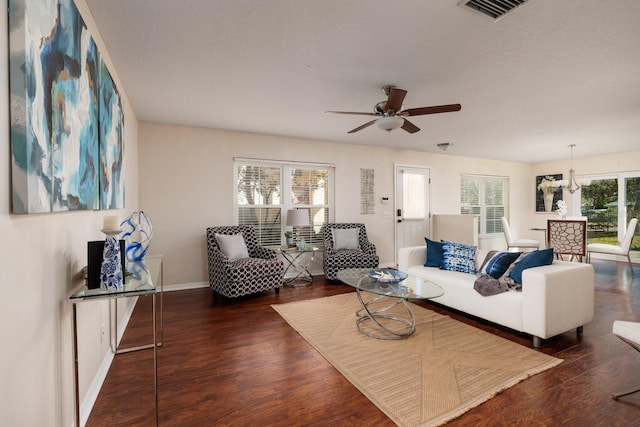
<box><xmin>424</xmin><ymin>238</ymin><xmax>443</xmax><ymax>267</ymax></box>
<box><xmin>509</xmin><ymin>248</ymin><xmax>554</xmax><ymax>284</ymax></box>
<box><xmin>484</xmin><ymin>251</ymin><xmax>522</xmax><ymax>279</ymax></box>
<box><xmin>441</xmin><ymin>240</ymin><xmax>477</xmax><ymax>274</ymax></box>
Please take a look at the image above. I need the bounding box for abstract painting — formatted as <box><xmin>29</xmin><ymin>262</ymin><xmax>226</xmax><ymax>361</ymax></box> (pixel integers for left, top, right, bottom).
<box><xmin>99</xmin><ymin>58</ymin><xmax>125</xmax><ymax>209</ymax></box>
<box><xmin>9</xmin><ymin>0</ymin><xmax>125</xmax><ymax>213</ymax></box>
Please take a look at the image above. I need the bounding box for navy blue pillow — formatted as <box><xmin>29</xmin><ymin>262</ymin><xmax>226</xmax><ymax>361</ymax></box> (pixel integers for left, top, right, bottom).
<box><xmin>509</xmin><ymin>248</ymin><xmax>554</xmax><ymax>284</ymax></box>
<box><xmin>484</xmin><ymin>251</ymin><xmax>522</xmax><ymax>279</ymax></box>
<box><xmin>424</xmin><ymin>238</ymin><xmax>443</xmax><ymax>267</ymax></box>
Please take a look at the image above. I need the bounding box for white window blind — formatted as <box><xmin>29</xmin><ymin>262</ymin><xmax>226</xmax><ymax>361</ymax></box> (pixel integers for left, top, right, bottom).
<box><xmin>234</xmin><ymin>159</ymin><xmax>335</xmax><ymax>247</ymax></box>
<box><xmin>461</xmin><ymin>174</ymin><xmax>507</xmax><ymax>236</ymax></box>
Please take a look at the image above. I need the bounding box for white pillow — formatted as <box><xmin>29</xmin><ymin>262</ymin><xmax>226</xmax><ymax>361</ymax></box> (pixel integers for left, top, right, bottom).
<box><xmin>215</xmin><ymin>233</ymin><xmax>249</xmax><ymax>261</ymax></box>
<box><xmin>332</xmin><ymin>228</ymin><xmax>360</xmax><ymax>250</ymax></box>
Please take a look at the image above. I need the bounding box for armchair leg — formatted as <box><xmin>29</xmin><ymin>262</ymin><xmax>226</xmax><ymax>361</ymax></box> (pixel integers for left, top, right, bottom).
<box><xmin>628</xmin><ymin>255</ymin><xmax>635</xmax><ymax>277</ymax></box>
<box><xmin>275</xmin><ymin>287</ymin><xmax>280</xmax><ymax>295</ymax></box>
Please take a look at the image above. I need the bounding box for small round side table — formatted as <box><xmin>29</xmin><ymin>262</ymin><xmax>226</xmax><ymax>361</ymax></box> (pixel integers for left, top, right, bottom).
<box><xmin>280</xmin><ymin>246</ymin><xmax>319</xmax><ymax>287</ymax></box>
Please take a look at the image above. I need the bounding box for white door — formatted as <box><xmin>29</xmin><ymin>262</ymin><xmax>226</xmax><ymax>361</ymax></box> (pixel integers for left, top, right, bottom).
<box><xmin>394</xmin><ymin>165</ymin><xmax>430</xmax><ymax>265</ymax></box>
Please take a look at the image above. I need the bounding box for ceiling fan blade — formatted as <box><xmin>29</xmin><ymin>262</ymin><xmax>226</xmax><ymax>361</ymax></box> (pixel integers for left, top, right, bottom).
<box><xmin>401</xmin><ymin>119</ymin><xmax>420</xmax><ymax>134</ymax></box>
<box><xmin>326</xmin><ymin>111</ymin><xmax>378</xmax><ymax>117</ymax></box>
<box><xmin>401</xmin><ymin>103</ymin><xmax>462</xmax><ymax>116</ymax></box>
<box><xmin>347</xmin><ymin>120</ymin><xmax>376</xmax><ymax>134</ymax></box>
<box><xmin>384</xmin><ymin>88</ymin><xmax>407</xmax><ymax>113</ymax></box>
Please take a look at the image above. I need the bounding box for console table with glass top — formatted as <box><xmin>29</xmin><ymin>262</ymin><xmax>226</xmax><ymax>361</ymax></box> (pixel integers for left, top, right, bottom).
<box><xmin>337</xmin><ymin>268</ymin><xmax>444</xmax><ymax>340</ymax></box>
<box><xmin>280</xmin><ymin>246</ymin><xmax>319</xmax><ymax>287</ymax></box>
<box><xmin>69</xmin><ymin>255</ymin><xmax>163</xmax><ymax>426</ymax></box>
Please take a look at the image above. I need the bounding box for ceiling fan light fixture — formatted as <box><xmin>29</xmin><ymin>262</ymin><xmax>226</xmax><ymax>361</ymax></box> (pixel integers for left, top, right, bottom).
<box><xmin>376</xmin><ymin>116</ymin><xmax>404</xmax><ymax>132</ymax></box>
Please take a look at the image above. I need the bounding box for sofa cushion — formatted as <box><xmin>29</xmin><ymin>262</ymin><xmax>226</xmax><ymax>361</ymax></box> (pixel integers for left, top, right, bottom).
<box><xmin>441</xmin><ymin>240</ymin><xmax>477</xmax><ymax>274</ymax></box>
<box><xmin>332</xmin><ymin>228</ymin><xmax>360</xmax><ymax>250</ymax></box>
<box><xmin>215</xmin><ymin>233</ymin><xmax>249</xmax><ymax>261</ymax></box>
<box><xmin>509</xmin><ymin>248</ymin><xmax>554</xmax><ymax>284</ymax></box>
<box><xmin>484</xmin><ymin>251</ymin><xmax>523</xmax><ymax>279</ymax></box>
<box><xmin>424</xmin><ymin>238</ymin><xmax>443</xmax><ymax>267</ymax></box>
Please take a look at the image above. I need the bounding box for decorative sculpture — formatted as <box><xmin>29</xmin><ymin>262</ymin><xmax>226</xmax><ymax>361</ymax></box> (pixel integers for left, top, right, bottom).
<box><xmin>120</xmin><ymin>211</ymin><xmax>153</xmax><ymax>261</ymax></box>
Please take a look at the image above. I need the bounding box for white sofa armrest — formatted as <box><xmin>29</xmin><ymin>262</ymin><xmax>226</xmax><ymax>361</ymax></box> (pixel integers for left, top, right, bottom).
<box><xmin>398</xmin><ymin>246</ymin><xmax>426</xmax><ymax>273</ymax></box>
<box><xmin>521</xmin><ymin>261</ymin><xmax>594</xmax><ymax>340</ymax></box>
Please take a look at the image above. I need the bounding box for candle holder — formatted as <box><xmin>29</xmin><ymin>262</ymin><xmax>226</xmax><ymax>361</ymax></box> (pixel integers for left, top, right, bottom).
<box><xmin>100</xmin><ymin>228</ymin><xmax>124</xmax><ymax>291</ymax></box>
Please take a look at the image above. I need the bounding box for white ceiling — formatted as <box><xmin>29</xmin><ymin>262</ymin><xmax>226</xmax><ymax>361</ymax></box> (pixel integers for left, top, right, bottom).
<box><xmin>85</xmin><ymin>0</ymin><xmax>640</xmax><ymax>163</ymax></box>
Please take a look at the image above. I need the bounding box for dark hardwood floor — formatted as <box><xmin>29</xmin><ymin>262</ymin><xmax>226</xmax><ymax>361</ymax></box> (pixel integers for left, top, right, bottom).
<box><xmin>87</xmin><ymin>261</ymin><xmax>640</xmax><ymax>426</ymax></box>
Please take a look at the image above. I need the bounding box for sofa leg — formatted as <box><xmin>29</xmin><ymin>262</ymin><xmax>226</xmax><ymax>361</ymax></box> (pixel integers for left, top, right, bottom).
<box><xmin>533</xmin><ymin>336</ymin><xmax>542</xmax><ymax>348</ymax></box>
<box><xmin>577</xmin><ymin>326</ymin><xmax>584</xmax><ymax>334</ymax></box>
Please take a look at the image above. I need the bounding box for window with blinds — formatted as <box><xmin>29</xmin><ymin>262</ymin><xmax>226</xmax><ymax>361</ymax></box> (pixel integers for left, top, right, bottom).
<box><xmin>234</xmin><ymin>159</ymin><xmax>335</xmax><ymax>247</ymax></box>
<box><xmin>461</xmin><ymin>174</ymin><xmax>508</xmax><ymax>236</ymax></box>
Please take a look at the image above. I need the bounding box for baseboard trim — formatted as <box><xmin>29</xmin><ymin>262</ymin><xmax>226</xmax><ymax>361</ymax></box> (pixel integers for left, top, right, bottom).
<box><xmin>164</xmin><ymin>281</ymin><xmax>209</xmax><ymax>292</ymax></box>
<box><xmin>80</xmin><ymin>297</ymin><xmax>137</xmax><ymax>426</ymax></box>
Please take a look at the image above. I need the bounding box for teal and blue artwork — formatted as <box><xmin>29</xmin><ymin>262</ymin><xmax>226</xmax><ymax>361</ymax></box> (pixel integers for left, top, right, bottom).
<box><xmin>8</xmin><ymin>0</ymin><xmax>124</xmax><ymax>214</ymax></box>
<box><xmin>99</xmin><ymin>58</ymin><xmax>125</xmax><ymax>209</ymax></box>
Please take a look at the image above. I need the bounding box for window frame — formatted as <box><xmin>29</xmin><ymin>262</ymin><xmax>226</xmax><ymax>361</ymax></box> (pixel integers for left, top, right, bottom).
<box><xmin>460</xmin><ymin>174</ymin><xmax>509</xmax><ymax>237</ymax></box>
<box><xmin>234</xmin><ymin>158</ymin><xmax>335</xmax><ymax>247</ymax></box>
<box><xmin>574</xmin><ymin>171</ymin><xmax>640</xmax><ymax>248</ymax></box>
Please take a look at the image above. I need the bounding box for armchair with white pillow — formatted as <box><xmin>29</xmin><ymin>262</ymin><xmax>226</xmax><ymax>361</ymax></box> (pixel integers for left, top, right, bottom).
<box><xmin>322</xmin><ymin>223</ymin><xmax>379</xmax><ymax>280</ymax></box>
<box><xmin>206</xmin><ymin>226</ymin><xmax>284</xmax><ymax>299</ymax></box>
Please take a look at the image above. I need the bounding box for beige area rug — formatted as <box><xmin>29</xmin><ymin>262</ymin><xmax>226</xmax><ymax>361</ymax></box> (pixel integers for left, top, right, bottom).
<box><xmin>272</xmin><ymin>292</ymin><xmax>562</xmax><ymax>427</ymax></box>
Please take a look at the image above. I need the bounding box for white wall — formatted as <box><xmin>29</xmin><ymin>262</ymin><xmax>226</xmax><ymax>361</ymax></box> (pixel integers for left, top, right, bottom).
<box><xmin>0</xmin><ymin>0</ymin><xmax>139</xmax><ymax>425</ymax></box>
<box><xmin>138</xmin><ymin>122</ymin><xmax>536</xmax><ymax>287</ymax></box>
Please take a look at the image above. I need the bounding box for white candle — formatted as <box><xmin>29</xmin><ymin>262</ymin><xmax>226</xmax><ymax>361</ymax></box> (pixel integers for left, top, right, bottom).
<box><xmin>103</xmin><ymin>215</ymin><xmax>120</xmax><ymax>230</ymax></box>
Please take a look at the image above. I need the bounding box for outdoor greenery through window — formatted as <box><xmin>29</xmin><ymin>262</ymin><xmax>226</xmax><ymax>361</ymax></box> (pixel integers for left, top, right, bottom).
<box><xmin>234</xmin><ymin>159</ymin><xmax>335</xmax><ymax>247</ymax></box>
<box><xmin>461</xmin><ymin>175</ymin><xmax>508</xmax><ymax>236</ymax></box>
<box><xmin>580</xmin><ymin>173</ymin><xmax>640</xmax><ymax>255</ymax></box>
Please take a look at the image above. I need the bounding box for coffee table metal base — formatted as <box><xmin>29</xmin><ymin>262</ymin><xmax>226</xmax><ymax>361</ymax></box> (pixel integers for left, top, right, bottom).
<box><xmin>355</xmin><ymin>289</ymin><xmax>415</xmax><ymax>339</ymax></box>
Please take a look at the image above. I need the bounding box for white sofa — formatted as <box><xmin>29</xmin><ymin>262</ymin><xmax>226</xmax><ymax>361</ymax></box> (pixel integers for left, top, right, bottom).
<box><xmin>398</xmin><ymin>246</ymin><xmax>595</xmax><ymax>347</ymax></box>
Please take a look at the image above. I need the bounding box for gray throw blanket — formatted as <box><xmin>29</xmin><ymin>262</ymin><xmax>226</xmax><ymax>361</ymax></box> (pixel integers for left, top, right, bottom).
<box><xmin>473</xmin><ymin>251</ymin><xmax>524</xmax><ymax>296</ymax></box>
<box><xmin>473</xmin><ymin>274</ymin><xmax>517</xmax><ymax>296</ymax></box>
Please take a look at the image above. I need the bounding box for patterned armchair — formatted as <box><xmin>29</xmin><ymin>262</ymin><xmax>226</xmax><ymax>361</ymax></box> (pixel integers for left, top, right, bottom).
<box><xmin>323</xmin><ymin>223</ymin><xmax>379</xmax><ymax>280</ymax></box>
<box><xmin>206</xmin><ymin>226</ymin><xmax>284</xmax><ymax>299</ymax></box>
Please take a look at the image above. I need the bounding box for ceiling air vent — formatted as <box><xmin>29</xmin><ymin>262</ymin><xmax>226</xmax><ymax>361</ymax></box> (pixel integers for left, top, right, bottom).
<box><xmin>458</xmin><ymin>0</ymin><xmax>531</xmax><ymax>21</ymax></box>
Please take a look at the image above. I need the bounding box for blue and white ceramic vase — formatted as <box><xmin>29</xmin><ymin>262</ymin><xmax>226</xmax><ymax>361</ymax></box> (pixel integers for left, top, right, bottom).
<box><xmin>120</xmin><ymin>211</ymin><xmax>153</xmax><ymax>261</ymax></box>
<box><xmin>101</xmin><ymin>230</ymin><xmax>124</xmax><ymax>291</ymax></box>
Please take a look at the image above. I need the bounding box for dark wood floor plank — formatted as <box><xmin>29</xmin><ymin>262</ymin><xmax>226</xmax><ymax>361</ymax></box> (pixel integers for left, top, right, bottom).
<box><xmin>88</xmin><ymin>261</ymin><xmax>640</xmax><ymax>426</ymax></box>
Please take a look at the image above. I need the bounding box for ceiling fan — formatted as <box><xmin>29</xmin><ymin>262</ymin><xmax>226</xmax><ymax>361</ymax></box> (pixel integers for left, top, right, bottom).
<box><xmin>326</xmin><ymin>85</ymin><xmax>461</xmax><ymax>134</ymax></box>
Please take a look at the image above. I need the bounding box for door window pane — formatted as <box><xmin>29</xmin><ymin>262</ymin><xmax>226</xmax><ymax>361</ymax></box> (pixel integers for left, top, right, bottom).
<box><xmin>581</xmin><ymin>177</ymin><xmax>618</xmax><ymax>243</ymax></box>
<box><xmin>581</xmin><ymin>174</ymin><xmax>640</xmax><ymax>259</ymax></box>
<box><xmin>402</xmin><ymin>172</ymin><xmax>427</xmax><ymax>219</ymax></box>
<box><xmin>625</xmin><ymin>177</ymin><xmax>640</xmax><ymax>255</ymax></box>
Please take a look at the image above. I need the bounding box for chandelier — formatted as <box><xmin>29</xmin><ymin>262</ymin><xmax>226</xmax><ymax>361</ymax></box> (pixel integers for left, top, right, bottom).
<box><xmin>559</xmin><ymin>144</ymin><xmax>590</xmax><ymax>194</ymax></box>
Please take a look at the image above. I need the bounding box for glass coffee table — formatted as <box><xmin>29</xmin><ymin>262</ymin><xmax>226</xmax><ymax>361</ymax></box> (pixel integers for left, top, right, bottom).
<box><xmin>337</xmin><ymin>268</ymin><xmax>444</xmax><ymax>340</ymax></box>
